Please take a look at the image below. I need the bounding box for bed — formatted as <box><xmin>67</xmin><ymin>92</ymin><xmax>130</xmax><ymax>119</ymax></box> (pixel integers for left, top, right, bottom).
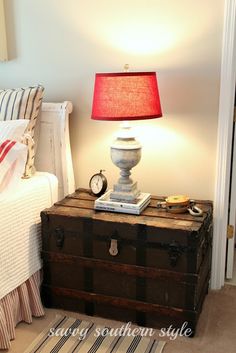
<box><xmin>0</xmin><ymin>101</ymin><xmax>75</xmax><ymax>350</ymax></box>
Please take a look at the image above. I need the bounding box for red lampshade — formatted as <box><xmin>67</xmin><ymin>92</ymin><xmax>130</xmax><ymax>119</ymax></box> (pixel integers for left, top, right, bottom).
<box><xmin>91</xmin><ymin>72</ymin><xmax>162</xmax><ymax>121</ymax></box>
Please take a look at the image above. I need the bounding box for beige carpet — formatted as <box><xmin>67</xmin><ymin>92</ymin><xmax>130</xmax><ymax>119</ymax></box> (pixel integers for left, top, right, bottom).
<box><xmin>2</xmin><ymin>284</ymin><xmax>236</xmax><ymax>353</ymax></box>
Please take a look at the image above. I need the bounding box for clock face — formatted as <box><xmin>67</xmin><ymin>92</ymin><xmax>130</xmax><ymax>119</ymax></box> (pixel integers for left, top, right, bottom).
<box><xmin>89</xmin><ymin>172</ymin><xmax>107</xmax><ymax>196</ymax></box>
<box><xmin>90</xmin><ymin>174</ymin><xmax>103</xmax><ymax>194</ymax></box>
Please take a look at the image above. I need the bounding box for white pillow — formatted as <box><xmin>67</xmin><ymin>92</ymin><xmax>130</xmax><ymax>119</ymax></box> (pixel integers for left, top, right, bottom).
<box><xmin>0</xmin><ymin>119</ymin><xmax>29</xmax><ymax>141</ymax></box>
<box><xmin>0</xmin><ymin>140</ymin><xmax>28</xmax><ymax>197</ymax></box>
<box><xmin>0</xmin><ymin>85</ymin><xmax>44</xmax><ymax>177</ymax></box>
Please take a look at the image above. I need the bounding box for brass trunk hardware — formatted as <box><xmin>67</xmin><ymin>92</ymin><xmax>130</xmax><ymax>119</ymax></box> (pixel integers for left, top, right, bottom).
<box><xmin>227</xmin><ymin>225</ymin><xmax>234</xmax><ymax>239</ymax></box>
<box><xmin>109</xmin><ymin>238</ymin><xmax>119</xmax><ymax>256</ymax></box>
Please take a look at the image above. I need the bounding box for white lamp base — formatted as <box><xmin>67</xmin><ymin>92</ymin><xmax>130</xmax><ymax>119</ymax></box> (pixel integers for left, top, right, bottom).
<box><xmin>110</xmin><ymin>181</ymin><xmax>140</xmax><ymax>202</ymax></box>
<box><xmin>110</xmin><ymin>123</ymin><xmax>142</xmax><ymax>202</ymax></box>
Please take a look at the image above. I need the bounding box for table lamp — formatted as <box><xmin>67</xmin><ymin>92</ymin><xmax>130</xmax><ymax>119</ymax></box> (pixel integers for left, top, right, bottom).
<box><xmin>91</xmin><ymin>70</ymin><xmax>162</xmax><ymax>203</ymax></box>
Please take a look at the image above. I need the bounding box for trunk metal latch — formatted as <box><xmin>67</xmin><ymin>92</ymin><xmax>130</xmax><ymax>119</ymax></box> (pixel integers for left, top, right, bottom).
<box><xmin>109</xmin><ymin>238</ymin><xmax>119</xmax><ymax>256</ymax></box>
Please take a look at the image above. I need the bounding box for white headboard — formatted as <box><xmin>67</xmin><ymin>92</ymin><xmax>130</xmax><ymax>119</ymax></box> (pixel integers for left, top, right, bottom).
<box><xmin>35</xmin><ymin>101</ymin><xmax>75</xmax><ymax>200</ymax></box>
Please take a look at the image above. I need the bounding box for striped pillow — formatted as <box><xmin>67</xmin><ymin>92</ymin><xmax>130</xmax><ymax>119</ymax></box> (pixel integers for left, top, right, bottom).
<box><xmin>0</xmin><ymin>85</ymin><xmax>44</xmax><ymax>177</ymax></box>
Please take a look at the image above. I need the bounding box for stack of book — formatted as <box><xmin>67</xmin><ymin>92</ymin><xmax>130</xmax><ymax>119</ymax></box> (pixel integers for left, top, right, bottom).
<box><xmin>94</xmin><ymin>190</ymin><xmax>151</xmax><ymax>215</ymax></box>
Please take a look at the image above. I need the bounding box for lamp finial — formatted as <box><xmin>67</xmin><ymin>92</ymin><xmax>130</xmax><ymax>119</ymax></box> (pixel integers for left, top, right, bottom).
<box><xmin>124</xmin><ymin>64</ymin><xmax>129</xmax><ymax>72</ymax></box>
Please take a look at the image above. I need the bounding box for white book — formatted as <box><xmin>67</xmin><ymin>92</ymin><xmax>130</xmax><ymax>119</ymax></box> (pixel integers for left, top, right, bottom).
<box><xmin>94</xmin><ymin>190</ymin><xmax>151</xmax><ymax>215</ymax></box>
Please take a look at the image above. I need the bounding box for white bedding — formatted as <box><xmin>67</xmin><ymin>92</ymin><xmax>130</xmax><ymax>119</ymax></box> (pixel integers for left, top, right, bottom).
<box><xmin>0</xmin><ymin>172</ymin><xmax>58</xmax><ymax>299</ymax></box>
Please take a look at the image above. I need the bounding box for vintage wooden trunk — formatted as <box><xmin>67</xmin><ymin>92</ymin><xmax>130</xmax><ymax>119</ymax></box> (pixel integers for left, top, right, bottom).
<box><xmin>41</xmin><ymin>189</ymin><xmax>213</xmax><ymax>335</ymax></box>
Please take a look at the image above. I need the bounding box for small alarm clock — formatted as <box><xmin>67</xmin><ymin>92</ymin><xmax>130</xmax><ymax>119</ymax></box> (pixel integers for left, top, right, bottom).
<box><xmin>89</xmin><ymin>170</ymin><xmax>107</xmax><ymax>197</ymax></box>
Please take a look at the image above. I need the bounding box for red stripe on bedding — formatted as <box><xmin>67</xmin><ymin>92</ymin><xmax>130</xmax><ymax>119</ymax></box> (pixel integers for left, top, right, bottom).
<box><xmin>0</xmin><ymin>140</ymin><xmax>11</xmax><ymax>154</ymax></box>
<box><xmin>0</xmin><ymin>140</ymin><xmax>16</xmax><ymax>163</ymax></box>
